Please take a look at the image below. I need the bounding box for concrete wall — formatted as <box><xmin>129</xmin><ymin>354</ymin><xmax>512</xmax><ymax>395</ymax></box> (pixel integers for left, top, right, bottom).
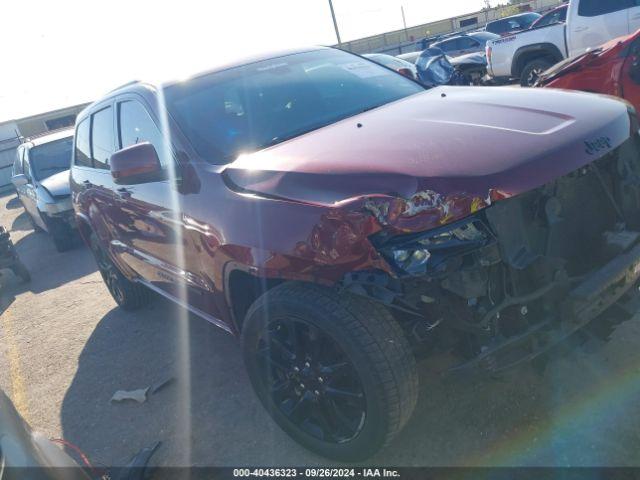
<box><xmin>340</xmin><ymin>0</ymin><xmax>565</xmax><ymax>55</ymax></box>
<box><xmin>16</xmin><ymin>104</ymin><xmax>88</xmax><ymax>138</ymax></box>
<box><xmin>0</xmin><ymin>103</ymin><xmax>90</xmax><ymax>192</ymax></box>
<box><xmin>0</xmin><ymin>122</ymin><xmax>21</xmax><ymax>193</ymax></box>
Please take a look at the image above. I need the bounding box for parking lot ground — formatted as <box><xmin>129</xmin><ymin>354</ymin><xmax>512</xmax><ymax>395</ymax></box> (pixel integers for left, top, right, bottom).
<box><xmin>1</xmin><ymin>191</ymin><xmax>640</xmax><ymax>467</ymax></box>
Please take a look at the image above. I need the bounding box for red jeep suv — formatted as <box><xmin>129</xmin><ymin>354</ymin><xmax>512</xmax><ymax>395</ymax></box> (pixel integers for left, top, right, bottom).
<box><xmin>71</xmin><ymin>47</ymin><xmax>640</xmax><ymax>460</ymax></box>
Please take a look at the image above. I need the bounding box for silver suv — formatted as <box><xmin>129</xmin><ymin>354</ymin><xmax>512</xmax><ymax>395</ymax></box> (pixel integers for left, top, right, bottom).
<box><xmin>11</xmin><ymin>129</ymin><xmax>76</xmax><ymax>251</ymax></box>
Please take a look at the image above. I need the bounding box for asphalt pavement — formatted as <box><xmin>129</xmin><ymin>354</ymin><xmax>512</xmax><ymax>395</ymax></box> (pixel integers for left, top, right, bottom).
<box><xmin>1</xmin><ymin>192</ymin><xmax>639</xmax><ymax>467</ymax></box>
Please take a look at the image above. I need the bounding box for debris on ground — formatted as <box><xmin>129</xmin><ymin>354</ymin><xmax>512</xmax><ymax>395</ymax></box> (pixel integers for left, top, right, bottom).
<box><xmin>111</xmin><ymin>388</ymin><xmax>149</xmax><ymax>404</ymax></box>
<box><xmin>150</xmin><ymin>376</ymin><xmax>175</xmax><ymax>395</ymax></box>
<box><xmin>111</xmin><ymin>376</ymin><xmax>175</xmax><ymax>404</ymax></box>
<box><xmin>112</xmin><ymin>441</ymin><xmax>161</xmax><ymax>480</ymax></box>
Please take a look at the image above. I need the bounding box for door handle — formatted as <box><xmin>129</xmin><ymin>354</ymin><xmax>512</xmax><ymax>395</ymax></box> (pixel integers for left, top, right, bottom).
<box><xmin>574</xmin><ymin>26</ymin><xmax>588</xmax><ymax>32</ymax></box>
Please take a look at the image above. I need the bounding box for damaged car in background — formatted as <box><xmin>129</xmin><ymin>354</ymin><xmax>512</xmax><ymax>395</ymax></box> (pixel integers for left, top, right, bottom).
<box><xmin>11</xmin><ymin>129</ymin><xmax>77</xmax><ymax>252</ymax></box>
<box><xmin>538</xmin><ymin>30</ymin><xmax>640</xmax><ymax>113</ymax></box>
<box><xmin>71</xmin><ymin>47</ymin><xmax>640</xmax><ymax>461</ymax></box>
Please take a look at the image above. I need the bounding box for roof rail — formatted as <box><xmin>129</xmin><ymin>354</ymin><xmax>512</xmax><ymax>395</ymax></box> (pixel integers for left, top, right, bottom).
<box><xmin>108</xmin><ymin>80</ymin><xmax>141</xmax><ymax>93</ymax></box>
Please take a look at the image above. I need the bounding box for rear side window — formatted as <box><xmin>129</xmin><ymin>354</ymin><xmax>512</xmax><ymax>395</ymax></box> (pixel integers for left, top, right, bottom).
<box><xmin>90</xmin><ymin>107</ymin><xmax>115</xmax><ymax>170</ymax></box>
<box><xmin>75</xmin><ymin>118</ymin><xmax>92</xmax><ymax>167</ymax></box>
<box><xmin>437</xmin><ymin>39</ymin><xmax>456</xmax><ymax>52</ymax></box>
<box><xmin>118</xmin><ymin>101</ymin><xmax>166</xmax><ymax>165</ymax></box>
<box><xmin>487</xmin><ymin>19</ymin><xmax>507</xmax><ymax>34</ymax></box>
<box><xmin>457</xmin><ymin>37</ymin><xmax>479</xmax><ymax>49</ymax></box>
<box><xmin>578</xmin><ymin>0</ymin><xmax>632</xmax><ymax>17</ymax></box>
<box><xmin>536</xmin><ymin>8</ymin><xmax>567</xmax><ymax>27</ymax></box>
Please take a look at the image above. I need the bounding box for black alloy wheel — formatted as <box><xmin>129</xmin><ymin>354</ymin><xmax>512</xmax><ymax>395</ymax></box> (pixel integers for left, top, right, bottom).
<box><xmin>256</xmin><ymin>318</ymin><xmax>367</xmax><ymax>444</ymax></box>
<box><xmin>242</xmin><ymin>282</ymin><xmax>418</xmax><ymax>461</ymax></box>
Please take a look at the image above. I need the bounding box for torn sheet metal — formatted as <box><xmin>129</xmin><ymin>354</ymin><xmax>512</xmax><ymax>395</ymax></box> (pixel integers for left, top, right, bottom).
<box><xmin>364</xmin><ymin>190</ymin><xmax>490</xmax><ymax>231</ymax></box>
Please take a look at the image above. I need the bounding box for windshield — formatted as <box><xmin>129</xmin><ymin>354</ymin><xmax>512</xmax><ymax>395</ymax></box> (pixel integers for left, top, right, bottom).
<box><xmin>165</xmin><ymin>49</ymin><xmax>424</xmax><ymax>163</ymax></box>
<box><xmin>29</xmin><ymin>137</ymin><xmax>73</xmax><ymax>181</ymax></box>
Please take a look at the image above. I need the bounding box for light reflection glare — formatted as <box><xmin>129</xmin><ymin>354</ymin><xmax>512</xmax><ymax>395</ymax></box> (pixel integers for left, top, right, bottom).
<box><xmin>156</xmin><ymin>83</ymin><xmax>193</xmax><ymax>468</ymax></box>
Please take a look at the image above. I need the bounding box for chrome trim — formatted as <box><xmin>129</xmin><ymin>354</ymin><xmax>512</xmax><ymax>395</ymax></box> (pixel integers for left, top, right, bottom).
<box><xmin>137</xmin><ymin>278</ymin><xmax>233</xmax><ymax>334</ymax></box>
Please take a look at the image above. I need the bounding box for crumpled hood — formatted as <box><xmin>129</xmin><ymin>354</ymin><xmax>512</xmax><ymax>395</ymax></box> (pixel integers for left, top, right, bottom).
<box><xmin>450</xmin><ymin>52</ymin><xmax>487</xmax><ymax>67</ymax></box>
<box><xmin>39</xmin><ymin>169</ymin><xmax>70</xmax><ymax>197</ymax></box>
<box><xmin>224</xmin><ymin>86</ymin><xmax>632</xmax><ymax>231</ymax></box>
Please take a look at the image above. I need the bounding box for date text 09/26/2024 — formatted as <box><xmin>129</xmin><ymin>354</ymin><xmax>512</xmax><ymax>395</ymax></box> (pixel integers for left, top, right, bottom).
<box><xmin>233</xmin><ymin>468</ymin><xmax>401</xmax><ymax>478</ymax></box>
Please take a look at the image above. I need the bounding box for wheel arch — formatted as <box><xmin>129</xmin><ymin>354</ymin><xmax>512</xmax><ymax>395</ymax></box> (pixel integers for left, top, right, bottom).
<box><xmin>74</xmin><ymin>212</ymin><xmax>94</xmax><ymax>246</ymax></box>
<box><xmin>224</xmin><ymin>265</ymin><xmax>287</xmax><ymax>333</ymax></box>
<box><xmin>512</xmin><ymin>43</ymin><xmax>563</xmax><ymax>78</ymax></box>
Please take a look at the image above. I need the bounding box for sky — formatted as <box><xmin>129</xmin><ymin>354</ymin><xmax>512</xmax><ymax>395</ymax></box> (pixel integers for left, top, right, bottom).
<box><xmin>0</xmin><ymin>0</ymin><xmax>493</xmax><ymax>122</ymax></box>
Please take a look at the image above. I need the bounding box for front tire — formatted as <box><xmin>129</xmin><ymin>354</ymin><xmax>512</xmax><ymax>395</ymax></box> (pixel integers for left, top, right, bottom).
<box><xmin>241</xmin><ymin>282</ymin><xmax>418</xmax><ymax>461</ymax></box>
<box><xmin>520</xmin><ymin>58</ymin><xmax>553</xmax><ymax>87</ymax></box>
<box><xmin>89</xmin><ymin>234</ymin><xmax>149</xmax><ymax>311</ymax></box>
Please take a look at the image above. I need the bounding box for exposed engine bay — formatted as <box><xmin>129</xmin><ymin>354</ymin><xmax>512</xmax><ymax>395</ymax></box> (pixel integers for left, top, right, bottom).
<box><xmin>344</xmin><ymin>135</ymin><xmax>640</xmax><ymax>373</ymax></box>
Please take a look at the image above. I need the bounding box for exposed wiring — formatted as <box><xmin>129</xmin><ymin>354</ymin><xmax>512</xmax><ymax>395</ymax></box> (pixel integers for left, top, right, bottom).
<box><xmin>49</xmin><ymin>438</ymin><xmax>98</xmax><ymax>476</ymax></box>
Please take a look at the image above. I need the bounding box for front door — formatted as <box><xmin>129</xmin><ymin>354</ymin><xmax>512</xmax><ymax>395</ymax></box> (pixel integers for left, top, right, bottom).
<box><xmin>21</xmin><ymin>153</ymin><xmax>46</xmax><ymax>230</ymax></box>
<box><xmin>110</xmin><ymin>97</ymin><xmax>213</xmax><ymax>313</ymax></box>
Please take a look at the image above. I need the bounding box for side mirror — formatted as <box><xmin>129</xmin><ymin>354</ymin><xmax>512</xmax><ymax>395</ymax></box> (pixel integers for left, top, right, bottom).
<box><xmin>397</xmin><ymin>67</ymin><xmax>415</xmax><ymax>79</ymax></box>
<box><xmin>11</xmin><ymin>174</ymin><xmax>28</xmax><ymax>188</ymax></box>
<box><xmin>109</xmin><ymin>142</ymin><xmax>163</xmax><ymax>185</ymax></box>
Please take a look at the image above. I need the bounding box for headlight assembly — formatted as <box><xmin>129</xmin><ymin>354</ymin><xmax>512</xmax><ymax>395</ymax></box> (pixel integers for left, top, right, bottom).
<box><xmin>374</xmin><ymin>218</ymin><xmax>493</xmax><ymax>276</ymax></box>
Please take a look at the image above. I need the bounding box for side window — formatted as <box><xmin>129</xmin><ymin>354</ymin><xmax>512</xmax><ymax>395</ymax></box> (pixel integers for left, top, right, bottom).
<box><xmin>458</xmin><ymin>37</ymin><xmax>479</xmax><ymax>49</ymax></box>
<box><xmin>13</xmin><ymin>148</ymin><xmax>24</xmax><ymax>175</ymax></box>
<box><xmin>439</xmin><ymin>40</ymin><xmax>455</xmax><ymax>52</ymax></box>
<box><xmin>579</xmin><ymin>0</ymin><xmax>632</xmax><ymax>17</ymax></box>
<box><xmin>74</xmin><ymin>118</ymin><xmax>92</xmax><ymax>167</ymax></box>
<box><xmin>117</xmin><ymin>100</ymin><xmax>166</xmax><ymax>165</ymax></box>
<box><xmin>90</xmin><ymin>107</ymin><xmax>115</xmax><ymax>170</ymax></box>
<box><xmin>488</xmin><ymin>20</ymin><xmax>506</xmax><ymax>34</ymax></box>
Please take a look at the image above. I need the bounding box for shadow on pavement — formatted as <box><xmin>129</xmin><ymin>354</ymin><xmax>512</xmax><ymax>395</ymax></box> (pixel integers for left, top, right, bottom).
<box><xmin>5</xmin><ymin>196</ymin><xmax>21</xmax><ymax>210</ymax></box>
<box><xmin>11</xmin><ymin>211</ymin><xmax>33</xmax><ymax>232</ymax></box>
<box><xmin>60</xmin><ymin>298</ymin><xmax>303</xmax><ymax>467</ymax></box>
<box><xmin>55</xmin><ymin>293</ymin><xmax>551</xmax><ymax>467</ymax></box>
<box><xmin>8</xmin><ymin>229</ymin><xmax>94</xmax><ymax>294</ymax></box>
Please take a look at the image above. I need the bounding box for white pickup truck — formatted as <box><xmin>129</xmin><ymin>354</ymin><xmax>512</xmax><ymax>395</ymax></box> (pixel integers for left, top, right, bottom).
<box><xmin>487</xmin><ymin>0</ymin><xmax>640</xmax><ymax>86</ymax></box>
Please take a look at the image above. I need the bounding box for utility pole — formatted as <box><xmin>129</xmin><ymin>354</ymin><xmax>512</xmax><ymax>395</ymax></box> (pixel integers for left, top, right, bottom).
<box><xmin>401</xmin><ymin>5</ymin><xmax>409</xmax><ymax>41</ymax></box>
<box><xmin>328</xmin><ymin>0</ymin><xmax>342</xmax><ymax>48</ymax></box>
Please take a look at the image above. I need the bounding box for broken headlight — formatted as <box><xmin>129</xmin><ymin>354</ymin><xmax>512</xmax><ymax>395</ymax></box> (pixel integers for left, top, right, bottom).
<box><xmin>374</xmin><ymin>219</ymin><xmax>492</xmax><ymax>276</ymax></box>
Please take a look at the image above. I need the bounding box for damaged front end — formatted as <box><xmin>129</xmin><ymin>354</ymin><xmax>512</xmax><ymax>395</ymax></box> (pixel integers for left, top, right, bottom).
<box><xmin>345</xmin><ymin>136</ymin><xmax>640</xmax><ymax>375</ymax></box>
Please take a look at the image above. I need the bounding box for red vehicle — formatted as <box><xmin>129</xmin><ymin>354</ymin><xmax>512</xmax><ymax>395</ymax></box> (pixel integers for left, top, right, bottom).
<box><xmin>71</xmin><ymin>47</ymin><xmax>640</xmax><ymax>460</ymax></box>
<box><xmin>539</xmin><ymin>30</ymin><xmax>640</xmax><ymax>112</ymax></box>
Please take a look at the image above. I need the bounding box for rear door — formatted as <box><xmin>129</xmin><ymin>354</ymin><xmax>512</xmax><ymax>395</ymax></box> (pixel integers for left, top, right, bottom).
<box><xmin>568</xmin><ymin>0</ymin><xmax>632</xmax><ymax>57</ymax></box>
<box><xmin>82</xmin><ymin>105</ymin><xmax>122</xmax><ymax>257</ymax></box>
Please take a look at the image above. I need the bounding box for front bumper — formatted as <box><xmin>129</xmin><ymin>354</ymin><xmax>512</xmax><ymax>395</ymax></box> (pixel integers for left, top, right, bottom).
<box><xmin>448</xmin><ymin>242</ymin><xmax>640</xmax><ymax>375</ymax></box>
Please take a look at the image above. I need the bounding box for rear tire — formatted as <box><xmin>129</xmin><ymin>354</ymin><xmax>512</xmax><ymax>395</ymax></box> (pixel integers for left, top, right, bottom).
<box><xmin>520</xmin><ymin>58</ymin><xmax>553</xmax><ymax>87</ymax></box>
<box><xmin>52</xmin><ymin>230</ymin><xmax>73</xmax><ymax>252</ymax></box>
<box><xmin>10</xmin><ymin>261</ymin><xmax>30</xmax><ymax>283</ymax></box>
<box><xmin>89</xmin><ymin>233</ymin><xmax>149</xmax><ymax>311</ymax></box>
<box><xmin>241</xmin><ymin>282</ymin><xmax>418</xmax><ymax>461</ymax></box>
